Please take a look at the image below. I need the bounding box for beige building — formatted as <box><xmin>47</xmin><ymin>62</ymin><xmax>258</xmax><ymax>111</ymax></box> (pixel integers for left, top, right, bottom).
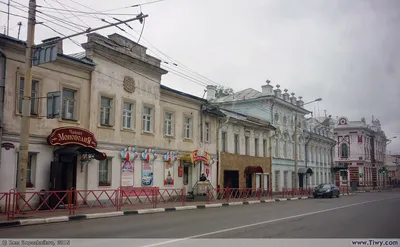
<box><xmin>0</xmin><ymin>33</ymin><xmax>221</xmax><ymax>202</ymax></box>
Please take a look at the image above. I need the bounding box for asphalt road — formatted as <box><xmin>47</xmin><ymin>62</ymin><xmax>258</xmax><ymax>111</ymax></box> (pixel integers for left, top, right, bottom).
<box><xmin>0</xmin><ymin>191</ymin><xmax>399</xmax><ymax>240</ymax></box>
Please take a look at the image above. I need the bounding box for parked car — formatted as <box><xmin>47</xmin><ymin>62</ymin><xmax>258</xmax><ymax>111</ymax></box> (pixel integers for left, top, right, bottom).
<box><xmin>313</xmin><ymin>183</ymin><xmax>340</xmax><ymax>198</ymax></box>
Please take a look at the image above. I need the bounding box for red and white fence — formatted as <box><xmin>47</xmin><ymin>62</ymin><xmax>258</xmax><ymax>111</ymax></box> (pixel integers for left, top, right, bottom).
<box><xmin>0</xmin><ymin>185</ymin><xmax>354</xmax><ymax>221</ymax></box>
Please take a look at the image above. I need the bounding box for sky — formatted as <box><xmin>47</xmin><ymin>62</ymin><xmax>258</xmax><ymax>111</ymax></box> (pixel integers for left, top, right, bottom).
<box><xmin>2</xmin><ymin>0</ymin><xmax>400</xmax><ymax>153</ymax></box>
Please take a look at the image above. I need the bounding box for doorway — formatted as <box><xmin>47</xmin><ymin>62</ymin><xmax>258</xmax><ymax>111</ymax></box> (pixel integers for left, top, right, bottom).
<box><xmin>223</xmin><ymin>170</ymin><xmax>239</xmax><ymax>188</ymax></box>
<box><xmin>263</xmin><ymin>173</ymin><xmax>269</xmax><ymax>190</ymax></box>
<box><xmin>246</xmin><ymin>173</ymin><xmax>252</xmax><ymax>188</ymax></box>
<box><xmin>299</xmin><ymin>173</ymin><xmax>304</xmax><ymax>188</ymax></box>
<box><xmin>183</xmin><ymin>164</ymin><xmax>192</xmax><ymax>193</ymax></box>
<box><xmin>49</xmin><ymin>154</ymin><xmax>77</xmax><ymax>208</ymax></box>
<box><xmin>255</xmin><ymin>173</ymin><xmax>261</xmax><ymax>189</ymax></box>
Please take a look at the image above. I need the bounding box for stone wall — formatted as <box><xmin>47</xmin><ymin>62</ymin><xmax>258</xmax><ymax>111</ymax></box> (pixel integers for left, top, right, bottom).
<box><xmin>220</xmin><ymin>152</ymin><xmax>272</xmax><ymax>189</ymax></box>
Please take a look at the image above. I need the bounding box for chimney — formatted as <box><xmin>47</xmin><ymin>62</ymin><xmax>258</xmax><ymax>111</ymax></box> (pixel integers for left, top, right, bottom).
<box><xmin>42</xmin><ymin>36</ymin><xmax>63</xmax><ymax>54</ymax></box>
<box><xmin>290</xmin><ymin>92</ymin><xmax>297</xmax><ymax>105</ymax></box>
<box><xmin>261</xmin><ymin>80</ymin><xmax>274</xmax><ymax>96</ymax></box>
<box><xmin>274</xmin><ymin>84</ymin><xmax>282</xmax><ymax>98</ymax></box>
<box><xmin>296</xmin><ymin>96</ymin><xmax>304</xmax><ymax>107</ymax></box>
<box><xmin>283</xmin><ymin>89</ymin><xmax>290</xmax><ymax>101</ymax></box>
<box><xmin>206</xmin><ymin>85</ymin><xmax>217</xmax><ymax>100</ymax></box>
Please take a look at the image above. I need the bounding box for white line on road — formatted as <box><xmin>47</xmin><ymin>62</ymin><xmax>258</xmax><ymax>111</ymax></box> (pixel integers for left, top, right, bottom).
<box><xmin>140</xmin><ymin>195</ymin><xmax>400</xmax><ymax>247</ymax></box>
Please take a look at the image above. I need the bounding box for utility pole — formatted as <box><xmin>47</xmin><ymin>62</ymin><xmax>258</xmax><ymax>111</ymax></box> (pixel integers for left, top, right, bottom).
<box><xmin>7</xmin><ymin>0</ymin><xmax>10</xmax><ymax>35</ymax></box>
<box><xmin>17</xmin><ymin>0</ymin><xmax>36</xmax><ymax>203</ymax></box>
<box><xmin>294</xmin><ymin>113</ymin><xmax>298</xmax><ymax>189</ymax></box>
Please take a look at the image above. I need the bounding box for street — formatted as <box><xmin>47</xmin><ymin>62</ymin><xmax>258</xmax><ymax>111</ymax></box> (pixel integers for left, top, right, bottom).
<box><xmin>0</xmin><ymin>191</ymin><xmax>399</xmax><ymax>240</ymax></box>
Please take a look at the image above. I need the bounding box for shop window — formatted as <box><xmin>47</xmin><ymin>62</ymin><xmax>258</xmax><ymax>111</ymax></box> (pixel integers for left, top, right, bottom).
<box><xmin>100</xmin><ymin>96</ymin><xmax>113</xmax><ymax>126</ymax></box>
<box><xmin>98</xmin><ymin>158</ymin><xmax>112</xmax><ymax>187</ymax></box>
<box><xmin>18</xmin><ymin>77</ymin><xmax>40</xmax><ymax>115</ymax></box>
<box><xmin>16</xmin><ymin>152</ymin><xmax>37</xmax><ymax>188</ymax></box>
<box><xmin>274</xmin><ymin>171</ymin><xmax>280</xmax><ymax>191</ymax></box>
<box><xmin>142</xmin><ymin>106</ymin><xmax>153</xmax><ymax>133</ymax></box>
<box><xmin>254</xmin><ymin>138</ymin><xmax>259</xmax><ymax>156</ymax></box>
<box><xmin>62</xmin><ymin>88</ymin><xmax>77</xmax><ymax>120</ymax></box>
<box><xmin>183</xmin><ymin>116</ymin><xmax>192</xmax><ymax>139</ymax></box>
<box><xmin>164</xmin><ymin>111</ymin><xmax>174</xmax><ymax>136</ymax></box>
<box><xmin>122</xmin><ymin>101</ymin><xmax>135</xmax><ymax>130</ymax></box>
<box><xmin>234</xmin><ymin>134</ymin><xmax>239</xmax><ymax>154</ymax></box>
<box><xmin>204</xmin><ymin>122</ymin><xmax>210</xmax><ymax>143</ymax></box>
<box><xmin>221</xmin><ymin>132</ymin><xmax>227</xmax><ymax>152</ymax></box>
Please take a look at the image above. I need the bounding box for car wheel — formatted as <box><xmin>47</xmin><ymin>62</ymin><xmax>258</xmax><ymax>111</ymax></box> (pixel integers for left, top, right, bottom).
<box><xmin>337</xmin><ymin>193</ymin><xmax>340</xmax><ymax>198</ymax></box>
<box><xmin>329</xmin><ymin>193</ymin><xmax>333</xmax><ymax>198</ymax></box>
<box><xmin>314</xmin><ymin>195</ymin><xmax>317</xmax><ymax>198</ymax></box>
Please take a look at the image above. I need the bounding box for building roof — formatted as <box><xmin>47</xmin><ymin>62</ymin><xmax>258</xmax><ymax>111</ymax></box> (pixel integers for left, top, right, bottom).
<box><xmin>221</xmin><ymin>108</ymin><xmax>276</xmax><ymax>130</ymax></box>
<box><xmin>160</xmin><ymin>84</ymin><xmax>207</xmax><ymax>103</ymax></box>
<box><xmin>213</xmin><ymin>88</ymin><xmax>262</xmax><ymax>103</ymax></box>
<box><xmin>0</xmin><ymin>34</ymin><xmax>95</xmax><ymax>66</ymax></box>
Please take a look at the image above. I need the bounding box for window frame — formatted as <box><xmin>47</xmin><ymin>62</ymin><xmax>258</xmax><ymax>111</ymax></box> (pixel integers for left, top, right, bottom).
<box><xmin>61</xmin><ymin>87</ymin><xmax>78</xmax><ymax>121</ymax></box>
<box><xmin>340</xmin><ymin>143</ymin><xmax>349</xmax><ymax>158</ymax></box>
<box><xmin>183</xmin><ymin>115</ymin><xmax>193</xmax><ymax>140</ymax></box>
<box><xmin>204</xmin><ymin>122</ymin><xmax>210</xmax><ymax>143</ymax></box>
<box><xmin>221</xmin><ymin>131</ymin><xmax>227</xmax><ymax>152</ymax></box>
<box><xmin>122</xmin><ymin>100</ymin><xmax>135</xmax><ymax>130</ymax></box>
<box><xmin>98</xmin><ymin>158</ymin><xmax>112</xmax><ymax>187</ymax></box>
<box><xmin>16</xmin><ymin>152</ymin><xmax>37</xmax><ymax>188</ymax></box>
<box><xmin>142</xmin><ymin>105</ymin><xmax>154</xmax><ymax>133</ymax></box>
<box><xmin>99</xmin><ymin>93</ymin><xmax>115</xmax><ymax>127</ymax></box>
<box><xmin>164</xmin><ymin>111</ymin><xmax>174</xmax><ymax>137</ymax></box>
<box><xmin>16</xmin><ymin>75</ymin><xmax>41</xmax><ymax>116</ymax></box>
<box><xmin>234</xmin><ymin>134</ymin><xmax>239</xmax><ymax>154</ymax></box>
<box><xmin>255</xmin><ymin>138</ymin><xmax>259</xmax><ymax>156</ymax></box>
<box><xmin>263</xmin><ymin>139</ymin><xmax>267</xmax><ymax>157</ymax></box>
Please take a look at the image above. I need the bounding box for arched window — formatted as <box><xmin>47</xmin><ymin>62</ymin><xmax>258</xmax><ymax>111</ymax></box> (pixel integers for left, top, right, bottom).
<box><xmin>341</xmin><ymin>143</ymin><xmax>349</xmax><ymax>158</ymax></box>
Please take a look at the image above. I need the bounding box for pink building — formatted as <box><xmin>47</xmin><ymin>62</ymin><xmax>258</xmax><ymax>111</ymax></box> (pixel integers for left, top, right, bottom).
<box><xmin>333</xmin><ymin>117</ymin><xmax>388</xmax><ymax>191</ymax></box>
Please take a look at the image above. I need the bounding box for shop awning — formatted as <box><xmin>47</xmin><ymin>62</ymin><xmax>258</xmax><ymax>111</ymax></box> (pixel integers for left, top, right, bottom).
<box><xmin>298</xmin><ymin>167</ymin><xmax>313</xmax><ymax>174</ymax></box>
<box><xmin>244</xmin><ymin>166</ymin><xmax>264</xmax><ymax>174</ymax></box>
<box><xmin>54</xmin><ymin>146</ymin><xmax>107</xmax><ymax>160</ymax></box>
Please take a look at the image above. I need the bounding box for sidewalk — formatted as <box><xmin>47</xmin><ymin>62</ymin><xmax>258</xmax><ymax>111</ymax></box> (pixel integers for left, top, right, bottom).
<box><xmin>0</xmin><ymin>192</ymin><xmax>357</xmax><ymax>229</ymax></box>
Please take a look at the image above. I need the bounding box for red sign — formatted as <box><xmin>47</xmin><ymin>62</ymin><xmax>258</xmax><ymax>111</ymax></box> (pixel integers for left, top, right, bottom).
<box><xmin>47</xmin><ymin>127</ymin><xmax>98</xmax><ymax>148</ymax></box>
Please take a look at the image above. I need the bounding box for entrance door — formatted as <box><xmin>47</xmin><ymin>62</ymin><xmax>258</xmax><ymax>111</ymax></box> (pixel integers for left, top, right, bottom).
<box><xmin>263</xmin><ymin>174</ymin><xmax>269</xmax><ymax>190</ymax></box>
<box><xmin>256</xmin><ymin>173</ymin><xmax>261</xmax><ymax>189</ymax></box>
<box><xmin>299</xmin><ymin>173</ymin><xmax>304</xmax><ymax>188</ymax></box>
<box><xmin>246</xmin><ymin>173</ymin><xmax>252</xmax><ymax>188</ymax></box>
<box><xmin>183</xmin><ymin>164</ymin><xmax>192</xmax><ymax>193</ymax></box>
<box><xmin>49</xmin><ymin>162</ymin><xmax>64</xmax><ymax>209</ymax></box>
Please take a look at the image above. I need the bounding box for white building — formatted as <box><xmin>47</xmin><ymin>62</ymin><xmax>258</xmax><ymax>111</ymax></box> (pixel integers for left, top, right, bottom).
<box><xmin>333</xmin><ymin>116</ymin><xmax>388</xmax><ymax>190</ymax></box>
<box><xmin>207</xmin><ymin>81</ymin><xmax>313</xmax><ymax>191</ymax></box>
<box><xmin>0</xmin><ymin>33</ymin><xmax>222</xmax><ymax>208</ymax></box>
<box><xmin>303</xmin><ymin>116</ymin><xmax>336</xmax><ymax>188</ymax></box>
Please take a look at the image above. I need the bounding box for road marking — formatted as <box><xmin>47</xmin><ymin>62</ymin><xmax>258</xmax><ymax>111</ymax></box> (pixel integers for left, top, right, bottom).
<box><xmin>140</xmin><ymin>195</ymin><xmax>400</xmax><ymax>247</ymax></box>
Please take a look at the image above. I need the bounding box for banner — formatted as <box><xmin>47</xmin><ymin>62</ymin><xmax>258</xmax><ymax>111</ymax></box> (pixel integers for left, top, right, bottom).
<box><xmin>141</xmin><ymin>161</ymin><xmax>153</xmax><ymax>186</ymax></box>
<box><xmin>204</xmin><ymin>164</ymin><xmax>212</xmax><ymax>182</ymax></box>
<box><xmin>121</xmin><ymin>161</ymin><xmax>134</xmax><ymax>186</ymax></box>
<box><xmin>164</xmin><ymin>162</ymin><xmax>174</xmax><ymax>186</ymax></box>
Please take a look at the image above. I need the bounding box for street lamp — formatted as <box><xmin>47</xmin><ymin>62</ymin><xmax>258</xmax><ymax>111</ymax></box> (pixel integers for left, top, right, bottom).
<box><xmin>294</xmin><ymin>97</ymin><xmax>322</xmax><ymax>189</ymax></box>
<box><xmin>386</xmin><ymin>136</ymin><xmax>397</xmax><ymax>145</ymax></box>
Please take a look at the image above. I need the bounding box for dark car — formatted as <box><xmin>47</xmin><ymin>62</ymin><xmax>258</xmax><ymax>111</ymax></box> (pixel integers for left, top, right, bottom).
<box><xmin>313</xmin><ymin>183</ymin><xmax>340</xmax><ymax>198</ymax></box>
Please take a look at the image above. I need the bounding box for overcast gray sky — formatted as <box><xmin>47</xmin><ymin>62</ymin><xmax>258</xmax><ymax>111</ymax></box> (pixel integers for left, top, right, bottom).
<box><xmin>3</xmin><ymin>0</ymin><xmax>400</xmax><ymax>153</ymax></box>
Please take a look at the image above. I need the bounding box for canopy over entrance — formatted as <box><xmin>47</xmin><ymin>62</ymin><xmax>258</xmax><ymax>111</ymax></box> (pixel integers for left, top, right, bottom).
<box><xmin>245</xmin><ymin>166</ymin><xmax>264</xmax><ymax>174</ymax></box>
<box><xmin>298</xmin><ymin>167</ymin><xmax>313</xmax><ymax>174</ymax></box>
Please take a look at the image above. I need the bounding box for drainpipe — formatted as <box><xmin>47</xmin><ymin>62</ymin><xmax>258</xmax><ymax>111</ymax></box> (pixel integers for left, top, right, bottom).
<box><xmin>0</xmin><ymin>48</ymin><xmax>6</xmax><ymax>173</ymax></box>
<box><xmin>217</xmin><ymin>116</ymin><xmax>230</xmax><ymax>189</ymax></box>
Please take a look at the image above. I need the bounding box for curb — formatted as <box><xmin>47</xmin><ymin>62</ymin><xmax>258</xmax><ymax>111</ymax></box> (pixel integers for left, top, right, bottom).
<box><xmin>0</xmin><ymin>193</ymin><xmax>360</xmax><ymax>229</ymax></box>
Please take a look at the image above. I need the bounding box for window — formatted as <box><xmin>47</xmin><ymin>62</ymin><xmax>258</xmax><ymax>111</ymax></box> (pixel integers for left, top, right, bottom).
<box><xmin>122</xmin><ymin>102</ymin><xmax>134</xmax><ymax>129</ymax></box>
<box><xmin>222</xmin><ymin>132</ymin><xmax>227</xmax><ymax>152</ymax></box>
<box><xmin>62</xmin><ymin>88</ymin><xmax>77</xmax><ymax>120</ymax></box>
<box><xmin>142</xmin><ymin>106</ymin><xmax>153</xmax><ymax>133</ymax></box>
<box><xmin>341</xmin><ymin>143</ymin><xmax>349</xmax><ymax>158</ymax></box>
<box><xmin>16</xmin><ymin>152</ymin><xmax>36</xmax><ymax>188</ymax></box>
<box><xmin>263</xmin><ymin>139</ymin><xmax>267</xmax><ymax>157</ymax></box>
<box><xmin>274</xmin><ymin>139</ymin><xmax>279</xmax><ymax>157</ymax></box>
<box><xmin>274</xmin><ymin>171</ymin><xmax>280</xmax><ymax>191</ymax></box>
<box><xmin>234</xmin><ymin>134</ymin><xmax>239</xmax><ymax>154</ymax></box>
<box><xmin>255</xmin><ymin>138</ymin><xmax>259</xmax><ymax>156</ymax></box>
<box><xmin>164</xmin><ymin>112</ymin><xmax>173</xmax><ymax>136</ymax></box>
<box><xmin>100</xmin><ymin>96</ymin><xmax>112</xmax><ymax>126</ymax></box>
<box><xmin>245</xmin><ymin>136</ymin><xmax>249</xmax><ymax>155</ymax></box>
<box><xmin>183</xmin><ymin>116</ymin><xmax>192</xmax><ymax>139</ymax></box>
<box><xmin>18</xmin><ymin>77</ymin><xmax>39</xmax><ymax>115</ymax></box>
<box><xmin>291</xmin><ymin>172</ymin><xmax>295</xmax><ymax>188</ymax></box>
<box><xmin>205</xmin><ymin>122</ymin><xmax>210</xmax><ymax>143</ymax></box>
<box><xmin>98</xmin><ymin>158</ymin><xmax>112</xmax><ymax>186</ymax></box>
<box><xmin>283</xmin><ymin>171</ymin><xmax>288</xmax><ymax>188</ymax></box>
